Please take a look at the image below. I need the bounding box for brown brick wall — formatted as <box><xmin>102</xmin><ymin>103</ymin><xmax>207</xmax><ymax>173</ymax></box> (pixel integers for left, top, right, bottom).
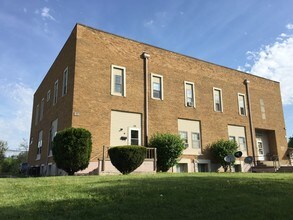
<box><xmin>28</xmin><ymin>27</ymin><xmax>77</xmax><ymax>165</ymax></box>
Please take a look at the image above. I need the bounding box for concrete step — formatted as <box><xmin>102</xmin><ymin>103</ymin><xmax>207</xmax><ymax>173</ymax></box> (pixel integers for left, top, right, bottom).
<box><xmin>252</xmin><ymin>166</ymin><xmax>276</xmax><ymax>173</ymax></box>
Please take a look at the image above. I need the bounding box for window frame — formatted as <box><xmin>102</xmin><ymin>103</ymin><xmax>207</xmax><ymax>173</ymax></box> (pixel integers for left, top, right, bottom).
<box><xmin>111</xmin><ymin>65</ymin><xmax>126</xmax><ymax>97</ymax></box>
<box><xmin>53</xmin><ymin>80</ymin><xmax>58</xmax><ymax>105</ymax></box>
<box><xmin>191</xmin><ymin>132</ymin><xmax>201</xmax><ymax>149</ymax></box>
<box><xmin>151</xmin><ymin>73</ymin><xmax>164</xmax><ymax>100</ymax></box>
<box><xmin>35</xmin><ymin>104</ymin><xmax>39</xmax><ymax>126</ymax></box>
<box><xmin>179</xmin><ymin>131</ymin><xmax>188</xmax><ymax>148</ymax></box>
<box><xmin>62</xmin><ymin>67</ymin><xmax>68</xmax><ymax>96</ymax></box>
<box><xmin>238</xmin><ymin>93</ymin><xmax>247</xmax><ymax>116</ymax></box>
<box><xmin>213</xmin><ymin>87</ymin><xmax>223</xmax><ymax>112</ymax></box>
<box><xmin>184</xmin><ymin>81</ymin><xmax>196</xmax><ymax>108</ymax></box>
<box><xmin>40</xmin><ymin>98</ymin><xmax>44</xmax><ymax>121</ymax></box>
<box><xmin>238</xmin><ymin>136</ymin><xmax>247</xmax><ymax>151</ymax></box>
<box><xmin>128</xmin><ymin>127</ymin><xmax>141</xmax><ymax>146</ymax></box>
<box><xmin>36</xmin><ymin>130</ymin><xmax>43</xmax><ymax>160</ymax></box>
<box><xmin>47</xmin><ymin>90</ymin><xmax>51</xmax><ymax>102</ymax></box>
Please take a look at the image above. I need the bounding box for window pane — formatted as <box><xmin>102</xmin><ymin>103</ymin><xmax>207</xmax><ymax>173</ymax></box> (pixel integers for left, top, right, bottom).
<box><xmin>115</xmin><ymin>84</ymin><xmax>122</xmax><ymax>93</ymax></box>
<box><xmin>131</xmin><ymin>130</ymin><xmax>138</xmax><ymax>139</ymax></box>
<box><xmin>153</xmin><ymin>82</ymin><xmax>160</xmax><ymax>91</ymax></box>
<box><xmin>131</xmin><ymin>139</ymin><xmax>139</xmax><ymax>145</ymax></box>
<box><xmin>115</xmin><ymin>75</ymin><xmax>122</xmax><ymax>84</ymax></box>
<box><xmin>229</xmin><ymin>136</ymin><xmax>236</xmax><ymax>142</ymax></box>
<box><xmin>192</xmin><ymin>133</ymin><xmax>200</xmax><ymax>149</ymax></box>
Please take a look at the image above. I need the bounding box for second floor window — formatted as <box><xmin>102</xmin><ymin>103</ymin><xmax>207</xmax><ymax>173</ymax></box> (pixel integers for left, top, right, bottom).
<box><xmin>35</xmin><ymin>104</ymin><xmax>39</xmax><ymax>126</ymax></box>
<box><xmin>111</xmin><ymin>65</ymin><xmax>126</xmax><ymax>96</ymax></box>
<box><xmin>238</xmin><ymin>93</ymin><xmax>246</xmax><ymax>116</ymax></box>
<box><xmin>40</xmin><ymin>98</ymin><xmax>44</xmax><ymax>121</ymax></box>
<box><xmin>213</xmin><ymin>88</ymin><xmax>223</xmax><ymax>112</ymax></box>
<box><xmin>151</xmin><ymin>74</ymin><xmax>163</xmax><ymax>100</ymax></box>
<box><xmin>184</xmin><ymin>81</ymin><xmax>195</xmax><ymax>107</ymax></box>
<box><xmin>37</xmin><ymin>130</ymin><xmax>43</xmax><ymax>157</ymax></box>
<box><xmin>62</xmin><ymin>67</ymin><xmax>68</xmax><ymax>96</ymax></box>
<box><xmin>53</xmin><ymin>80</ymin><xmax>58</xmax><ymax>105</ymax></box>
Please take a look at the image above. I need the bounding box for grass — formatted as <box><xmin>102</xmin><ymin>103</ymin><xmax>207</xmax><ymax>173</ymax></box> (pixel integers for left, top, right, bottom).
<box><xmin>1</xmin><ymin>173</ymin><xmax>293</xmax><ymax>219</ymax></box>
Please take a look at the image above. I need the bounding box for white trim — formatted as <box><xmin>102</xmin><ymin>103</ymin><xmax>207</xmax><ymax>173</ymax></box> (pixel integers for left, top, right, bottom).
<box><xmin>40</xmin><ymin>98</ymin><xmax>44</xmax><ymax>121</ymax></box>
<box><xmin>127</xmin><ymin>127</ymin><xmax>141</xmax><ymax>145</ymax></box>
<box><xmin>237</xmin><ymin>93</ymin><xmax>247</xmax><ymax>116</ymax></box>
<box><xmin>213</xmin><ymin>87</ymin><xmax>223</xmax><ymax>112</ymax></box>
<box><xmin>35</xmin><ymin>104</ymin><xmax>39</xmax><ymax>126</ymax></box>
<box><xmin>53</xmin><ymin>80</ymin><xmax>58</xmax><ymax>105</ymax></box>
<box><xmin>111</xmin><ymin>64</ymin><xmax>126</xmax><ymax>97</ymax></box>
<box><xmin>47</xmin><ymin>90</ymin><xmax>51</xmax><ymax>102</ymax></box>
<box><xmin>62</xmin><ymin>67</ymin><xmax>68</xmax><ymax>96</ymax></box>
<box><xmin>184</xmin><ymin>81</ymin><xmax>196</xmax><ymax>108</ymax></box>
<box><xmin>151</xmin><ymin>73</ymin><xmax>164</xmax><ymax>100</ymax></box>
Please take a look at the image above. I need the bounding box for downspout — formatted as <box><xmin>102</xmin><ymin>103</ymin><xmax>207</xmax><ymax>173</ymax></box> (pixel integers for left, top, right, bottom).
<box><xmin>142</xmin><ymin>52</ymin><xmax>150</xmax><ymax>146</ymax></box>
<box><xmin>244</xmin><ymin>79</ymin><xmax>257</xmax><ymax>166</ymax></box>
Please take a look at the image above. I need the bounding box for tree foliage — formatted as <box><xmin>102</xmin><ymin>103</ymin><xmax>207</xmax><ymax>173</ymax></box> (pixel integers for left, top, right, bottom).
<box><xmin>108</xmin><ymin>146</ymin><xmax>146</xmax><ymax>175</ymax></box>
<box><xmin>288</xmin><ymin>136</ymin><xmax>293</xmax><ymax>148</ymax></box>
<box><xmin>52</xmin><ymin>128</ymin><xmax>92</xmax><ymax>175</ymax></box>
<box><xmin>149</xmin><ymin>133</ymin><xmax>185</xmax><ymax>172</ymax></box>
<box><xmin>209</xmin><ymin>139</ymin><xmax>238</xmax><ymax>172</ymax></box>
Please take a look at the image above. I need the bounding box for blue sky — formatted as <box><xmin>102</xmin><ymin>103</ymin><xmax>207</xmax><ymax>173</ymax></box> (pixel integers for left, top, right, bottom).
<box><xmin>1</xmin><ymin>0</ymin><xmax>293</xmax><ymax>151</ymax></box>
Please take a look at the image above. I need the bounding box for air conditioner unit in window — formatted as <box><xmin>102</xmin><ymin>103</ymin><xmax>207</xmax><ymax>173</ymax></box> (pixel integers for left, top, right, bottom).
<box><xmin>187</xmin><ymin>102</ymin><xmax>193</xmax><ymax>107</ymax></box>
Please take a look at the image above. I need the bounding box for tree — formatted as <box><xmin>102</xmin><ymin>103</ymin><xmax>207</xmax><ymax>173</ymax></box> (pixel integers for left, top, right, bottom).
<box><xmin>209</xmin><ymin>139</ymin><xmax>238</xmax><ymax>172</ymax></box>
<box><xmin>288</xmin><ymin>136</ymin><xmax>293</xmax><ymax>148</ymax></box>
<box><xmin>52</xmin><ymin>128</ymin><xmax>92</xmax><ymax>175</ymax></box>
<box><xmin>149</xmin><ymin>133</ymin><xmax>185</xmax><ymax>172</ymax></box>
<box><xmin>0</xmin><ymin>140</ymin><xmax>8</xmax><ymax>171</ymax></box>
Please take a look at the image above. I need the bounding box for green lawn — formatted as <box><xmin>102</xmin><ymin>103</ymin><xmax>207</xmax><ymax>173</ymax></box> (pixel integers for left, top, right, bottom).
<box><xmin>1</xmin><ymin>173</ymin><xmax>293</xmax><ymax>219</ymax></box>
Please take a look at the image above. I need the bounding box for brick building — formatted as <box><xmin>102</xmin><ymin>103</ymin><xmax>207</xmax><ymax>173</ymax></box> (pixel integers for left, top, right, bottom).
<box><xmin>28</xmin><ymin>23</ymin><xmax>289</xmax><ymax>175</ymax></box>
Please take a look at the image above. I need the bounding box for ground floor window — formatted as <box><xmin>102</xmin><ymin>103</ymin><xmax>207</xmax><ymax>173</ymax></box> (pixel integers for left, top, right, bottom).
<box><xmin>198</xmin><ymin>163</ymin><xmax>208</xmax><ymax>172</ymax></box>
<box><xmin>176</xmin><ymin>163</ymin><xmax>188</xmax><ymax>173</ymax></box>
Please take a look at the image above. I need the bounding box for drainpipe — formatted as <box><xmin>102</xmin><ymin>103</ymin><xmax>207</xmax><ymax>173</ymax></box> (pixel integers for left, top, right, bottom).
<box><xmin>142</xmin><ymin>52</ymin><xmax>150</xmax><ymax>146</ymax></box>
<box><xmin>244</xmin><ymin>79</ymin><xmax>257</xmax><ymax>166</ymax></box>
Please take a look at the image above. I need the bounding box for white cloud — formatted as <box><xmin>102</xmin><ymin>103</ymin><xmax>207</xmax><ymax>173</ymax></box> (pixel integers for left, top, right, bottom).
<box><xmin>286</xmin><ymin>23</ymin><xmax>293</xmax><ymax>30</ymax></box>
<box><xmin>0</xmin><ymin>82</ymin><xmax>34</xmax><ymax>149</ymax></box>
<box><xmin>239</xmin><ymin>33</ymin><xmax>293</xmax><ymax>105</ymax></box>
<box><xmin>144</xmin><ymin>19</ymin><xmax>154</xmax><ymax>27</ymax></box>
<box><xmin>40</xmin><ymin>7</ymin><xmax>55</xmax><ymax>21</ymax></box>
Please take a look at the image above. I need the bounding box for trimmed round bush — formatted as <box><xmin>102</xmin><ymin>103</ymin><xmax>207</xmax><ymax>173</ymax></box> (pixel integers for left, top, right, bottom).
<box><xmin>108</xmin><ymin>146</ymin><xmax>147</xmax><ymax>175</ymax></box>
<box><xmin>149</xmin><ymin>133</ymin><xmax>185</xmax><ymax>172</ymax></box>
<box><xmin>52</xmin><ymin>127</ymin><xmax>92</xmax><ymax>175</ymax></box>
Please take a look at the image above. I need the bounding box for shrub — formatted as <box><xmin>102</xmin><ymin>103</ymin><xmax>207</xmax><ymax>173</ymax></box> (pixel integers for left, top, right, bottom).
<box><xmin>149</xmin><ymin>133</ymin><xmax>185</xmax><ymax>172</ymax></box>
<box><xmin>209</xmin><ymin>139</ymin><xmax>238</xmax><ymax>172</ymax></box>
<box><xmin>52</xmin><ymin>128</ymin><xmax>92</xmax><ymax>175</ymax></box>
<box><xmin>108</xmin><ymin>146</ymin><xmax>146</xmax><ymax>175</ymax></box>
<box><xmin>288</xmin><ymin>136</ymin><xmax>293</xmax><ymax>148</ymax></box>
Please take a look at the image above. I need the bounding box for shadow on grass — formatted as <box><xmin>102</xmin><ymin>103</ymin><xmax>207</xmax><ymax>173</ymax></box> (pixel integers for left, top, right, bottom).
<box><xmin>1</xmin><ymin>174</ymin><xmax>293</xmax><ymax>219</ymax></box>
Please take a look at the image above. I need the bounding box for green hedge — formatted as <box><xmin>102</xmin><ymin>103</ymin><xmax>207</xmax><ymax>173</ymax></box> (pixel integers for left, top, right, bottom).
<box><xmin>108</xmin><ymin>146</ymin><xmax>147</xmax><ymax>175</ymax></box>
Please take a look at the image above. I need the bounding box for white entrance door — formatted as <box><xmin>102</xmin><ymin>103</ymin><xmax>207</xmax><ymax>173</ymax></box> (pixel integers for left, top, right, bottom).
<box><xmin>256</xmin><ymin>139</ymin><xmax>265</xmax><ymax>160</ymax></box>
<box><xmin>128</xmin><ymin>128</ymin><xmax>141</xmax><ymax>146</ymax></box>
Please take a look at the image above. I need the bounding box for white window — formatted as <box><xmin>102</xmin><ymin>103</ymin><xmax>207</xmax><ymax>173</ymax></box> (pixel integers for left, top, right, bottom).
<box><xmin>179</xmin><ymin>131</ymin><xmax>188</xmax><ymax>148</ymax></box>
<box><xmin>184</xmin><ymin>81</ymin><xmax>195</xmax><ymax>107</ymax></box>
<box><xmin>53</xmin><ymin>80</ymin><xmax>58</xmax><ymax>105</ymax></box>
<box><xmin>37</xmin><ymin>130</ymin><xmax>43</xmax><ymax>160</ymax></box>
<box><xmin>35</xmin><ymin>104</ymin><xmax>39</xmax><ymax>126</ymax></box>
<box><xmin>238</xmin><ymin>93</ymin><xmax>246</xmax><ymax>116</ymax></box>
<box><xmin>128</xmin><ymin>128</ymin><xmax>141</xmax><ymax>146</ymax></box>
<box><xmin>238</xmin><ymin>137</ymin><xmax>246</xmax><ymax>151</ymax></box>
<box><xmin>48</xmin><ymin>118</ymin><xmax>58</xmax><ymax>157</ymax></box>
<box><xmin>40</xmin><ymin>98</ymin><xmax>44</xmax><ymax>121</ymax></box>
<box><xmin>151</xmin><ymin>74</ymin><xmax>163</xmax><ymax>100</ymax></box>
<box><xmin>229</xmin><ymin>136</ymin><xmax>236</xmax><ymax>142</ymax></box>
<box><xmin>260</xmin><ymin>99</ymin><xmax>266</xmax><ymax>120</ymax></box>
<box><xmin>47</xmin><ymin>90</ymin><xmax>51</xmax><ymax>102</ymax></box>
<box><xmin>213</xmin><ymin>88</ymin><xmax>223</xmax><ymax>112</ymax></box>
<box><xmin>191</xmin><ymin>132</ymin><xmax>201</xmax><ymax>149</ymax></box>
<box><xmin>111</xmin><ymin>65</ymin><xmax>126</xmax><ymax>96</ymax></box>
<box><xmin>62</xmin><ymin>67</ymin><xmax>68</xmax><ymax>96</ymax></box>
